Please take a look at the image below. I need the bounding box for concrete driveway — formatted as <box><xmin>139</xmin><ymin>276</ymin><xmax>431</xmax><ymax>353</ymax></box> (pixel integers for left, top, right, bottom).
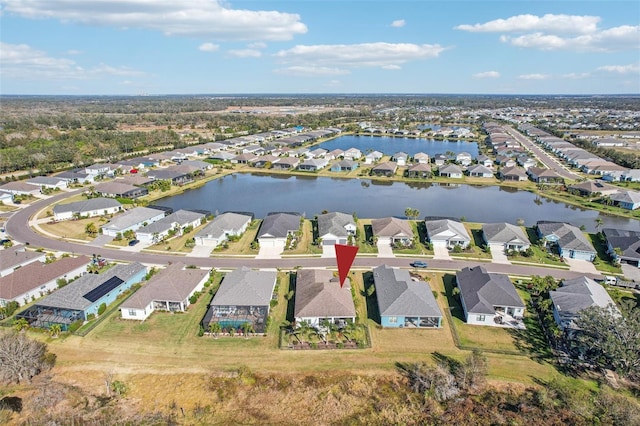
<box><xmin>256</xmin><ymin>241</ymin><xmax>285</xmax><ymax>259</ymax></box>
<box><xmin>376</xmin><ymin>242</ymin><xmax>395</xmax><ymax>258</ymax></box>
<box><xmin>622</xmin><ymin>264</ymin><xmax>640</xmax><ymax>282</ymax></box>
<box><xmin>433</xmin><ymin>245</ymin><xmax>451</xmax><ymax>260</ymax></box>
<box><xmin>190</xmin><ymin>245</ymin><xmax>213</xmax><ymax>258</ymax></box>
<box><xmin>321</xmin><ymin>244</ymin><xmax>336</xmax><ymax>258</ymax></box>
<box><xmin>564</xmin><ymin>258</ymin><xmax>599</xmax><ymax>274</ymax></box>
<box><xmin>489</xmin><ymin>244</ymin><xmax>511</xmax><ymax>264</ymax></box>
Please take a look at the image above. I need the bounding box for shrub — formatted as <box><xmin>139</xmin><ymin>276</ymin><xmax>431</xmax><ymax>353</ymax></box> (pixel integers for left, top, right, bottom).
<box><xmin>86</xmin><ymin>313</ymin><xmax>95</xmax><ymax>321</ymax></box>
<box><xmin>270</xmin><ymin>299</ymin><xmax>278</xmax><ymax>308</ymax></box>
<box><xmin>67</xmin><ymin>320</ymin><xmax>83</xmax><ymax>334</ymax></box>
<box><xmin>189</xmin><ymin>292</ymin><xmax>201</xmax><ymax>305</ymax></box>
<box><xmin>97</xmin><ymin>303</ymin><xmax>107</xmax><ymax>316</ymax></box>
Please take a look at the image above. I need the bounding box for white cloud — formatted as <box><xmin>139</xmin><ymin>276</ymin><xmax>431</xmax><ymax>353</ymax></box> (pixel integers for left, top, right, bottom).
<box><xmin>248</xmin><ymin>42</ymin><xmax>267</xmax><ymax>49</ymax></box>
<box><xmin>0</xmin><ymin>42</ymin><xmax>146</xmax><ymax>80</ymax></box>
<box><xmin>503</xmin><ymin>25</ymin><xmax>639</xmax><ymax>52</ymax></box>
<box><xmin>456</xmin><ymin>13</ymin><xmax>638</xmax><ymax>52</ymax></box>
<box><xmin>391</xmin><ymin>19</ymin><xmax>405</xmax><ymax>28</ymax></box>
<box><xmin>1</xmin><ymin>0</ymin><xmax>307</xmax><ymax>41</ymax></box>
<box><xmin>597</xmin><ymin>63</ymin><xmax>640</xmax><ymax>74</ymax></box>
<box><xmin>562</xmin><ymin>72</ymin><xmax>590</xmax><ymax>79</ymax></box>
<box><xmin>455</xmin><ymin>14</ymin><xmax>600</xmax><ymax>35</ymax></box>
<box><xmin>381</xmin><ymin>64</ymin><xmax>401</xmax><ymax>70</ymax></box>
<box><xmin>275</xmin><ymin>42</ymin><xmax>445</xmax><ymax>70</ymax></box>
<box><xmin>473</xmin><ymin>71</ymin><xmax>500</xmax><ymax>79</ymax></box>
<box><xmin>198</xmin><ymin>42</ymin><xmax>219</xmax><ymax>52</ymax></box>
<box><xmin>273</xmin><ymin>66</ymin><xmax>350</xmax><ymax>77</ymax></box>
<box><xmin>325</xmin><ymin>79</ymin><xmax>341</xmax><ymax>87</ymax></box>
<box><xmin>228</xmin><ymin>49</ymin><xmax>261</xmax><ymax>58</ymax></box>
<box><xmin>517</xmin><ymin>73</ymin><xmax>549</xmax><ymax>80</ymax></box>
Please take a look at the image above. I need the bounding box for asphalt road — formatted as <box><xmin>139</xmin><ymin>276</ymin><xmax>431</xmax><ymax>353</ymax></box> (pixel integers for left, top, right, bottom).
<box><xmin>504</xmin><ymin>126</ymin><xmax>581</xmax><ymax>181</ymax></box>
<box><xmin>5</xmin><ymin>190</ymin><xmax>600</xmax><ymax>281</ymax></box>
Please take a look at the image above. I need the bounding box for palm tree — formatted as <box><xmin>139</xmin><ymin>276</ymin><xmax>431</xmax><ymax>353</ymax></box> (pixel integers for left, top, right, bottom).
<box><xmin>49</xmin><ymin>324</ymin><xmax>62</xmax><ymax>338</ymax></box>
<box><xmin>241</xmin><ymin>321</ymin><xmax>254</xmax><ymax>338</ymax></box>
<box><xmin>14</xmin><ymin>318</ymin><xmax>29</xmax><ymax>332</ymax></box>
<box><xmin>209</xmin><ymin>322</ymin><xmax>222</xmax><ymax>339</ymax></box>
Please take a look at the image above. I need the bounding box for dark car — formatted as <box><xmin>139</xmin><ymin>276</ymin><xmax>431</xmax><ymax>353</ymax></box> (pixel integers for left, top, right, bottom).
<box><xmin>410</xmin><ymin>260</ymin><xmax>428</xmax><ymax>268</ymax></box>
<box><xmin>128</xmin><ymin>239</ymin><xmax>140</xmax><ymax>246</ymax></box>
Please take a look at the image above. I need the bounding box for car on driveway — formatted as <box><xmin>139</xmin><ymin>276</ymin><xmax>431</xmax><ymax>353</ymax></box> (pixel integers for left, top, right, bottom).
<box><xmin>410</xmin><ymin>260</ymin><xmax>428</xmax><ymax>268</ymax></box>
<box><xmin>128</xmin><ymin>239</ymin><xmax>140</xmax><ymax>246</ymax></box>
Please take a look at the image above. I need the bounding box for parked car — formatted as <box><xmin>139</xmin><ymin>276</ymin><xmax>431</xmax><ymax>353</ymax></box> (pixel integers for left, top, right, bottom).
<box><xmin>128</xmin><ymin>239</ymin><xmax>140</xmax><ymax>246</ymax></box>
<box><xmin>410</xmin><ymin>260</ymin><xmax>428</xmax><ymax>268</ymax></box>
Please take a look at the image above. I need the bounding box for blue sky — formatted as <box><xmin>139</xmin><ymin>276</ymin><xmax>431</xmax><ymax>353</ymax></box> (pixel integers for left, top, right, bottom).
<box><xmin>1</xmin><ymin>1</ymin><xmax>638</xmax><ymax>95</ymax></box>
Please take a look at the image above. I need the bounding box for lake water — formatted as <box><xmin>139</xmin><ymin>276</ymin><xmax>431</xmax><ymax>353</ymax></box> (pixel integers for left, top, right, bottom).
<box><xmin>318</xmin><ymin>135</ymin><xmax>479</xmax><ymax>158</ymax></box>
<box><xmin>155</xmin><ymin>173</ymin><xmax>640</xmax><ymax>233</ymax></box>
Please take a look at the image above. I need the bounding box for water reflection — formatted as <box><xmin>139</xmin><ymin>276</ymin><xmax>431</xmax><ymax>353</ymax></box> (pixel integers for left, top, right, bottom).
<box><xmin>156</xmin><ymin>173</ymin><xmax>640</xmax><ymax>233</ymax></box>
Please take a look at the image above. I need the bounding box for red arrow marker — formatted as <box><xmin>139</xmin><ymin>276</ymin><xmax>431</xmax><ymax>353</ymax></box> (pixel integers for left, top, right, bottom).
<box><xmin>335</xmin><ymin>244</ymin><xmax>359</xmax><ymax>288</ymax></box>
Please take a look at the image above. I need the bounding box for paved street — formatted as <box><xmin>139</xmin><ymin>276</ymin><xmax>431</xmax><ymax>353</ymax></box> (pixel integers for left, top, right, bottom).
<box><xmin>4</xmin><ymin>190</ymin><xmax>604</xmax><ymax>282</ymax></box>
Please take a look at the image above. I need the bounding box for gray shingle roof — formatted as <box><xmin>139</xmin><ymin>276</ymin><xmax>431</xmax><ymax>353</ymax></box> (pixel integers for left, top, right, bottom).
<box><xmin>210</xmin><ymin>267</ymin><xmax>277</xmax><ymax>307</ymax></box>
<box><xmin>550</xmin><ymin>276</ymin><xmax>617</xmax><ymax>326</ymax></box>
<box><xmin>196</xmin><ymin>212</ymin><xmax>253</xmax><ymax>240</ymax></box>
<box><xmin>52</xmin><ymin>198</ymin><xmax>122</xmax><ymax>215</ymax></box>
<box><xmin>456</xmin><ymin>266</ymin><xmax>524</xmax><ymax>315</ymax></box>
<box><xmin>425</xmin><ymin>219</ymin><xmax>471</xmax><ymax>243</ymax></box>
<box><xmin>121</xmin><ymin>263</ymin><xmax>209</xmax><ymax>310</ymax></box>
<box><xmin>294</xmin><ymin>269</ymin><xmax>355</xmax><ymax>319</ymax></box>
<box><xmin>536</xmin><ymin>222</ymin><xmax>595</xmax><ymax>253</ymax></box>
<box><xmin>1</xmin><ymin>245</ymin><xmax>46</xmax><ymax>272</ymax></box>
<box><xmin>482</xmin><ymin>223</ymin><xmax>530</xmax><ymax>245</ymax></box>
<box><xmin>317</xmin><ymin>212</ymin><xmax>355</xmax><ymax>239</ymax></box>
<box><xmin>35</xmin><ymin>262</ymin><xmax>146</xmax><ymax>311</ymax></box>
<box><xmin>373</xmin><ymin>265</ymin><xmax>442</xmax><ymax>317</ymax></box>
<box><xmin>258</xmin><ymin>212</ymin><xmax>301</xmax><ymax>239</ymax></box>
<box><xmin>137</xmin><ymin>209</ymin><xmax>204</xmax><ymax>234</ymax></box>
<box><xmin>102</xmin><ymin>207</ymin><xmax>165</xmax><ymax>232</ymax></box>
<box><xmin>371</xmin><ymin>217</ymin><xmax>413</xmax><ymax>239</ymax></box>
<box><xmin>602</xmin><ymin>228</ymin><xmax>640</xmax><ymax>261</ymax></box>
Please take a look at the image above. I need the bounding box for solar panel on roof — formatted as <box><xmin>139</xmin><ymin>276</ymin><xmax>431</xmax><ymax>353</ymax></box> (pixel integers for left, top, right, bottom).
<box><xmin>83</xmin><ymin>276</ymin><xmax>124</xmax><ymax>303</ymax></box>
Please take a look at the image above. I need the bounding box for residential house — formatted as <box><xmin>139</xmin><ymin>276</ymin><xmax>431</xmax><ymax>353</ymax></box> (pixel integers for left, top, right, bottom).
<box><xmin>456</xmin><ymin>266</ymin><xmax>525</xmax><ymax>326</ymax></box>
<box><xmin>476</xmin><ymin>154</ymin><xmax>493</xmax><ymax>168</ymax></box>
<box><xmin>271</xmin><ymin>157</ymin><xmax>300</xmax><ymax>170</ymax></box>
<box><xmin>413</xmin><ymin>152</ymin><xmax>430</xmax><ymax>164</ymax></box>
<box><xmin>317</xmin><ymin>212</ymin><xmax>356</xmax><ymax>246</ymax></box>
<box><xmin>327</xmin><ymin>148</ymin><xmax>344</xmax><ymax>159</ymax></box>
<box><xmin>455</xmin><ymin>152</ymin><xmax>473</xmax><ymax>166</ymax></box>
<box><xmin>371</xmin><ymin>217</ymin><xmax>414</xmax><ymax>246</ymax></box>
<box><xmin>117</xmin><ymin>176</ymin><xmax>154</xmax><ymax>187</ymax></box>
<box><xmin>0</xmin><ymin>191</ymin><xmax>13</xmax><ymax>204</ymax></box>
<box><xmin>517</xmin><ymin>156</ymin><xmax>537</xmax><ymax>170</ymax></box>
<box><xmin>482</xmin><ymin>223</ymin><xmax>531</xmax><ymax>252</ymax></box>
<box><xmin>392</xmin><ymin>152</ymin><xmax>409</xmax><ymax>166</ymax></box>
<box><xmin>425</xmin><ymin>218</ymin><xmax>471</xmax><ymax>249</ymax></box>
<box><xmin>364</xmin><ymin>151</ymin><xmax>383</xmax><ymax>164</ymax></box>
<box><xmin>194</xmin><ymin>212</ymin><xmax>253</xmax><ymax>248</ymax></box>
<box><xmin>343</xmin><ymin>148</ymin><xmax>362</xmax><ymax>160</ymax></box>
<box><xmin>550</xmin><ymin>276</ymin><xmax>618</xmax><ymax>331</ymax></box>
<box><xmin>250</xmin><ymin>155</ymin><xmax>279</xmax><ymax>168</ymax></box>
<box><xmin>0</xmin><ymin>256</ymin><xmax>91</xmax><ymax>307</ymax></box>
<box><xmin>602</xmin><ymin>228</ymin><xmax>640</xmax><ymax>267</ymax></box>
<box><xmin>621</xmin><ymin>169</ymin><xmax>640</xmax><ymax>182</ymax></box>
<box><xmin>85</xmin><ymin>163</ymin><xmax>116</xmax><ymax>179</ymax></box>
<box><xmin>609</xmin><ymin>190</ymin><xmax>640</xmax><ymax>210</ymax></box>
<box><xmin>467</xmin><ymin>164</ymin><xmax>494</xmax><ymax>178</ymax></box>
<box><xmin>536</xmin><ymin>221</ymin><xmax>596</xmax><ymax>261</ymax></box>
<box><xmin>0</xmin><ymin>181</ymin><xmax>42</xmax><ymax>197</ymax></box>
<box><xmin>406</xmin><ymin>163</ymin><xmax>432</xmax><ymax>179</ymax></box>
<box><xmin>25</xmin><ymin>176</ymin><xmax>68</xmax><ymax>191</ymax></box>
<box><xmin>370</xmin><ymin>162</ymin><xmax>397</xmax><ymax>177</ymax></box>
<box><xmin>52</xmin><ymin>197</ymin><xmax>122</xmax><ymax>221</ymax></box>
<box><xmin>101</xmin><ymin>207</ymin><xmax>166</xmax><ymax>237</ymax></box>
<box><xmin>181</xmin><ymin>160</ymin><xmax>214</xmax><ymax>172</ymax></box>
<box><xmin>526</xmin><ymin>167</ymin><xmax>564</xmax><ymax>184</ymax></box>
<box><xmin>209</xmin><ymin>152</ymin><xmax>236</xmax><ymax>162</ymax></box>
<box><xmin>0</xmin><ymin>245</ymin><xmax>47</xmax><ymax>277</ymax></box>
<box><xmin>135</xmin><ymin>209</ymin><xmax>205</xmax><ymax>244</ymax></box>
<box><xmin>16</xmin><ymin>262</ymin><xmax>147</xmax><ymax>331</ymax></box>
<box><xmin>94</xmin><ymin>181</ymin><xmax>148</xmax><ymax>199</ymax></box>
<box><xmin>498</xmin><ymin>166</ymin><xmax>528</xmax><ymax>181</ymax></box>
<box><xmin>433</xmin><ymin>154</ymin><xmax>447</xmax><ymax>166</ymax></box>
<box><xmin>330</xmin><ymin>159</ymin><xmax>359</xmax><ymax>172</ymax></box>
<box><xmin>307</xmin><ymin>148</ymin><xmax>328</xmax><ymax>159</ymax></box>
<box><xmin>120</xmin><ymin>263</ymin><xmax>209</xmax><ymax>320</ymax></box>
<box><xmin>54</xmin><ymin>170</ymin><xmax>94</xmax><ymax>184</ymax></box>
<box><xmin>257</xmin><ymin>212</ymin><xmax>301</xmax><ymax>248</ymax></box>
<box><xmin>294</xmin><ymin>269</ymin><xmax>356</xmax><ymax>327</ymax></box>
<box><xmin>568</xmin><ymin>180</ymin><xmax>620</xmax><ymax>197</ymax></box>
<box><xmin>145</xmin><ymin>168</ymin><xmax>192</xmax><ymax>185</ymax></box>
<box><xmin>438</xmin><ymin>163</ymin><xmax>463</xmax><ymax>178</ymax></box>
<box><xmin>298</xmin><ymin>158</ymin><xmax>329</xmax><ymax>171</ymax></box>
<box><xmin>202</xmin><ymin>267</ymin><xmax>277</xmax><ymax>334</ymax></box>
<box><xmin>372</xmin><ymin>265</ymin><xmax>442</xmax><ymax>328</ymax></box>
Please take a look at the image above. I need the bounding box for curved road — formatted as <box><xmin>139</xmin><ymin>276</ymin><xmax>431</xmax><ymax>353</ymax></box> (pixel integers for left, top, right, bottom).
<box><xmin>5</xmin><ymin>190</ymin><xmax>598</xmax><ymax>280</ymax></box>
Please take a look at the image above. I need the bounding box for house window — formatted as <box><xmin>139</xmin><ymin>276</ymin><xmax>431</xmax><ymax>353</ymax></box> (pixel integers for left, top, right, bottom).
<box><xmin>476</xmin><ymin>315</ymin><xmax>486</xmax><ymax>322</ymax></box>
<box><xmin>388</xmin><ymin>316</ymin><xmax>397</xmax><ymax>324</ymax></box>
<box><xmin>128</xmin><ymin>310</ymin><xmax>136</xmax><ymax>316</ymax></box>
